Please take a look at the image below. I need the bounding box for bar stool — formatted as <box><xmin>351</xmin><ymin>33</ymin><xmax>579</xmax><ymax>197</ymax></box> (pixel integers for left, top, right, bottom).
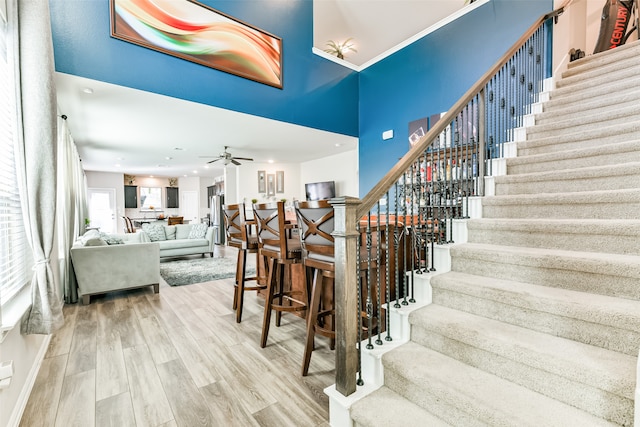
<box><xmin>223</xmin><ymin>203</ymin><xmax>265</xmax><ymax>323</ymax></box>
<box><xmin>253</xmin><ymin>201</ymin><xmax>306</xmax><ymax>348</ymax></box>
<box><xmin>295</xmin><ymin>200</ymin><xmax>336</xmax><ymax>376</ymax></box>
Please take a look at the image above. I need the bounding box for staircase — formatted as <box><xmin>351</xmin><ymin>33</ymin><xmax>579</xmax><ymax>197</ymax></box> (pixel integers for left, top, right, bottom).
<box><xmin>350</xmin><ymin>42</ymin><xmax>640</xmax><ymax>426</ymax></box>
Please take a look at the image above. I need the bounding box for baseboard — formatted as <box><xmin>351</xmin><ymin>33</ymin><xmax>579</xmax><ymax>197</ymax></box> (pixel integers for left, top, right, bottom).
<box><xmin>7</xmin><ymin>334</ymin><xmax>51</xmax><ymax>427</ymax></box>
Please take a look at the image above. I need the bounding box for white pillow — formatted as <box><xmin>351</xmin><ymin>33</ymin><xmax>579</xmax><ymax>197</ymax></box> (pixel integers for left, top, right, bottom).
<box><xmin>142</xmin><ymin>223</ymin><xmax>167</xmax><ymax>241</ymax></box>
<box><xmin>188</xmin><ymin>223</ymin><xmax>208</xmax><ymax>239</ymax></box>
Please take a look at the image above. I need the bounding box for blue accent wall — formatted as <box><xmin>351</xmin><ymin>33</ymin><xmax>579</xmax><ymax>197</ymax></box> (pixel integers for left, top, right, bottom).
<box><xmin>49</xmin><ymin>0</ymin><xmax>359</xmax><ymax>137</ymax></box>
<box><xmin>50</xmin><ymin>0</ymin><xmax>554</xmax><ymax>196</ymax></box>
<box><xmin>358</xmin><ymin>0</ymin><xmax>552</xmax><ymax>194</ymax></box>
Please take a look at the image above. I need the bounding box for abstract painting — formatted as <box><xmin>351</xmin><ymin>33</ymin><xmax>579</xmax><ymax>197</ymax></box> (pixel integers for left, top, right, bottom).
<box><xmin>110</xmin><ymin>0</ymin><xmax>283</xmax><ymax>88</ymax></box>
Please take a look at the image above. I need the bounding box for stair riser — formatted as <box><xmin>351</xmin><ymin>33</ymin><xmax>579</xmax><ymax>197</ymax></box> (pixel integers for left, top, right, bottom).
<box><xmin>551</xmin><ymin>66</ymin><xmax>640</xmax><ymax>101</ymax></box>
<box><xmin>449</xmin><ymin>256</ymin><xmax>640</xmax><ymax>300</ymax></box>
<box><xmin>537</xmin><ymin>91</ymin><xmax>640</xmax><ymax>125</ymax></box>
<box><xmin>558</xmin><ymin>54</ymin><xmax>640</xmax><ymax>87</ymax></box>
<box><xmin>528</xmin><ymin>113</ymin><xmax>640</xmax><ymax>140</ymax></box>
<box><xmin>410</xmin><ymin>326</ymin><xmax>633</xmax><ymax>425</ymax></box>
<box><xmin>507</xmin><ymin>147</ymin><xmax>640</xmax><ymax>174</ymax></box>
<box><xmin>519</xmin><ymin>129</ymin><xmax>640</xmax><ymax>157</ymax></box>
<box><xmin>494</xmin><ymin>173</ymin><xmax>640</xmax><ymax>195</ymax></box>
<box><xmin>564</xmin><ymin>42</ymin><xmax>640</xmax><ymax>76</ymax></box>
<box><xmin>482</xmin><ymin>201</ymin><xmax>640</xmax><ymax>220</ymax></box>
<box><xmin>383</xmin><ymin>368</ymin><xmax>501</xmax><ymax>427</ymax></box>
<box><xmin>466</xmin><ymin>227</ymin><xmax>640</xmax><ymax>256</ymax></box>
<box><xmin>431</xmin><ymin>288</ymin><xmax>640</xmax><ymax>356</ymax></box>
<box><xmin>543</xmin><ymin>77</ymin><xmax>640</xmax><ymax>112</ymax></box>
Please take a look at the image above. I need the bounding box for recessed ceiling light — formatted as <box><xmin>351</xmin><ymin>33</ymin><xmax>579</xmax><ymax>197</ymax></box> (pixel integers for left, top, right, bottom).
<box><xmin>173</xmin><ymin>147</ymin><xmax>184</xmax><ymax>151</ymax></box>
<box><xmin>192</xmin><ymin>170</ymin><xmax>198</xmax><ymax>174</ymax></box>
<box><xmin>268</xmin><ymin>159</ymin><xmax>274</xmax><ymax>164</ymax></box>
<box><xmin>82</xmin><ymin>88</ymin><xmax>93</xmax><ymax>94</ymax></box>
<box><xmin>183</xmin><ymin>174</ymin><xmax>187</xmax><ymax>177</ymax></box>
<box><xmin>204</xmin><ymin>165</ymin><xmax>209</xmax><ymax>169</ymax></box>
<box><xmin>114</xmin><ymin>163</ymin><xmax>120</xmax><ymax>167</ymax></box>
<box><xmin>165</xmin><ymin>156</ymin><xmax>173</xmax><ymax>160</ymax></box>
<box><xmin>335</xmin><ymin>143</ymin><xmax>342</xmax><ymax>147</ymax></box>
<box><xmin>150</xmin><ymin>175</ymin><xmax>154</xmax><ymax>178</ymax></box>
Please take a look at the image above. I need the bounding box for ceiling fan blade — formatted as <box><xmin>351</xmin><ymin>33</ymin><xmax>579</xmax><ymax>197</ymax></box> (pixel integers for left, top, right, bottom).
<box><xmin>232</xmin><ymin>157</ymin><xmax>254</xmax><ymax>161</ymax></box>
<box><xmin>207</xmin><ymin>158</ymin><xmax>222</xmax><ymax>164</ymax></box>
<box><xmin>231</xmin><ymin>159</ymin><xmax>241</xmax><ymax>166</ymax></box>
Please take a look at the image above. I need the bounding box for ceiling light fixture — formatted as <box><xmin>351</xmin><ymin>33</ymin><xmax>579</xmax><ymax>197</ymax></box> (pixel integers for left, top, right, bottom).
<box><xmin>268</xmin><ymin>159</ymin><xmax>274</xmax><ymax>164</ymax></box>
<box><xmin>82</xmin><ymin>88</ymin><xmax>94</xmax><ymax>94</ymax></box>
<box><xmin>165</xmin><ymin>156</ymin><xmax>172</xmax><ymax>160</ymax></box>
<box><xmin>324</xmin><ymin>38</ymin><xmax>357</xmax><ymax>59</ymax></box>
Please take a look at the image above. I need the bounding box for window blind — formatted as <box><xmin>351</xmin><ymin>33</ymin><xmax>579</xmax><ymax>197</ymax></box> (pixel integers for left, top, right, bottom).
<box><xmin>0</xmin><ymin>8</ymin><xmax>33</xmax><ymax>306</ymax></box>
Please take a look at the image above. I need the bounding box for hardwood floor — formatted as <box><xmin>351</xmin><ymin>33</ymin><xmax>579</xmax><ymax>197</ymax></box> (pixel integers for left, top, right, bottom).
<box><xmin>20</xmin><ymin>247</ymin><xmax>334</xmax><ymax>427</ymax></box>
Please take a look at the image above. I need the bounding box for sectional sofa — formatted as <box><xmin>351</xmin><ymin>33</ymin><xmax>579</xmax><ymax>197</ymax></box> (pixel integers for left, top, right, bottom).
<box><xmin>70</xmin><ymin>230</ymin><xmax>160</xmax><ymax>304</ymax></box>
<box><xmin>140</xmin><ymin>222</ymin><xmax>216</xmax><ymax>258</ymax></box>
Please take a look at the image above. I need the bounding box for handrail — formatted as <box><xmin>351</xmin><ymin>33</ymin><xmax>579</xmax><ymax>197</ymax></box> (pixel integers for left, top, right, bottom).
<box><xmin>357</xmin><ymin>0</ymin><xmax>573</xmax><ymax>219</ymax></box>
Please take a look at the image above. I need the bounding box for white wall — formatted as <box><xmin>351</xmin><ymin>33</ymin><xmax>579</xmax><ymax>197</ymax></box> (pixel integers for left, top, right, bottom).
<box><xmin>300</xmin><ymin>149</ymin><xmax>359</xmax><ymax>199</ymax></box>
<box><xmin>553</xmin><ymin>0</ymin><xmax>638</xmax><ymax>77</ymax></box>
<box><xmin>235</xmin><ymin>162</ymin><xmax>303</xmax><ymax>204</ymax></box>
<box><xmin>0</xmin><ymin>328</ymin><xmax>48</xmax><ymax>427</ymax></box>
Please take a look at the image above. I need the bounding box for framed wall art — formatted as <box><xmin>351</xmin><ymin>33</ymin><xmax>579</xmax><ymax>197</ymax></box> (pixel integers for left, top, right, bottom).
<box><xmin>257</xmin><ymin>170</ymin><xmax>266</xmax><ymax>193</ymax></box>
<box><xmin>276</xmin><ymin>171</ymin><xmax>284</xmax><ymax>193</ymax></box>
<box><xmin>267</xmin><ymin>174</ymin><xmax>275</xmax><ymax>196</ymax></box>
<box><xmin>110</xmin><ymin>0</ymin><xmax>283</xmax><ymax>88</ymax></box>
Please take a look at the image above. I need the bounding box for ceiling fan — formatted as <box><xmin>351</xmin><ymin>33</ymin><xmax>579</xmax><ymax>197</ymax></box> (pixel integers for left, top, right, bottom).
<box><xmin>200</xmin><ymin>146</ymin><xmax>254</xmax><ymax>165</ymax></box>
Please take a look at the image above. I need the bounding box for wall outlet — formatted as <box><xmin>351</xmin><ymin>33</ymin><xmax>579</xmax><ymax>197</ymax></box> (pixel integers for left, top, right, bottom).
<box><xmin>0</xmin><ymin>360</ymin><xmax>14</xmax><ymax>380</ymax></box>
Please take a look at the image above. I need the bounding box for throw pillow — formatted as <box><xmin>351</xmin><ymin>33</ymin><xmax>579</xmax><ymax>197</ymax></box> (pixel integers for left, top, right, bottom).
<box><xmin>188</xmin><ymin>223</ymin><xmax>208</xmax><ymax>239</ymax></box>
<box><xmin>84</xmin><ymin>237</ymin><xmax>107</xmax><ymax>246</ymax></box>
<box><xmin>142</xmin><ymin>223</ymin><xmax>167</xmax><ymax>242</ymax></box>
<box><xmin>99</xmin><ymin>232</ymin><xmax>125</xmax><ymax>245</ymax></box>
<box><xmin>164</xmin><ymin>225</ymin><xmax>177</xmax><ymax>240</ymax></box>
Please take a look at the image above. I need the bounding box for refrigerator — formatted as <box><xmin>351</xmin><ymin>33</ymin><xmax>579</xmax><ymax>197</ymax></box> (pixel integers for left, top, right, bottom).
<box><xmin>210</xmin><ymin>194</ymin><xmax>225</xmax><ymax>245</ymax></box>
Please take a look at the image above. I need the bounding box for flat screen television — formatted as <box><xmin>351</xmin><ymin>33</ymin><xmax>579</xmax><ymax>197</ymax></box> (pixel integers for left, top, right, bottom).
<box><xmin>305</xmin><ymin>180</ymin><xmax>336</xmax><ymax>201</ymax></box>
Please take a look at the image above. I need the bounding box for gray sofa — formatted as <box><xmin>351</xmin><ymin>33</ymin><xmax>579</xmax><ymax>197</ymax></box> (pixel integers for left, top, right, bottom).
<box><xmin>140</xmin><ymin>223</ymin><xmax>215</xmax><ymax>258</ymax></box>
<box><xmin>70</xmin><ymin>230</ymin><xmax>160</xmax><ymax>304</ymax></box>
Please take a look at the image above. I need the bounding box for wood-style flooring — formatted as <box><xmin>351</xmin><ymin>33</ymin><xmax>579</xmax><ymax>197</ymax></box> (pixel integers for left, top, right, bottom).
<box><xmin>19</xmin><ymin>247</ymin><xmax>334</xmax><ymax>427</ymax></box>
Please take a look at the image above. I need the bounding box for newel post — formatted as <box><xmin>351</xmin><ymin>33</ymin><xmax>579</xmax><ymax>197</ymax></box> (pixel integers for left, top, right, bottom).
<box><xmin>330</xmin><ymin>196</ymin><xmax>361</xmax><ymax>396</ymax></box>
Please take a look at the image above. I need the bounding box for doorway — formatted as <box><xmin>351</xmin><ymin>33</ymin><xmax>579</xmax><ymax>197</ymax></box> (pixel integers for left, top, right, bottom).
<box><xmin>181</xmin><ymin>190</ymin><xmax>199</xmax><ymax>224</ymax></box>
<box><xmin>87</xmin><ymin>188</ymin><xmax>116</xmax><ymax>233</ymax></box>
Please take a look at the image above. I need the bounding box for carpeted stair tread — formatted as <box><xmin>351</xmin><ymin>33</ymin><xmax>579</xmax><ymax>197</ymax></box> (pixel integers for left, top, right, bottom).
<box><xmin>409</xmin><ymin>304</ymin><xmax>636</xmax><ymax>397</ymax></box>
<box><xmin>450</xmin><ymin>243</ymin><xmax>640</xmax><ymax>278</ymax></box>
<box><xmin>507</xmin><ymin>139</ymin><xmax>640</xmax><ymax>174</ymax></box>
<box><xmin>430</xmin><ymin>271</ymin><xmax>640</xmax><ymax>355</ymax></box>
<box><xmin>408</xmin><ymin>305</ymin><xmax>635</xmax><ymax>424</ymax></box>
<box><xmin>517</xmin><ymin>120</ymin><xmax>640</xmax><ymax>156</ymax></box>
<box><xmin>382</xmin><ymin>342</ymin><xmax>618</xmax><ymax>427</ymax></box>
<box><xmin>558</xmin><ymin>48</ymin><xmax>640</xmax><ymax>87</ymax></box>
<box><xmin>465</xmin><ymin>218</ymin><xmax>640</xmax><ymax>255</ymax></box>
<box><xmin>536</xmin><ymin>87</ymin><xmax>640</xmax><ymax>125</ymax></box>
<box><xmin>494</xmin><ymin>162</ymin><xmax>640</xmax><ymax>194</ymax></box>
<box><xmin>526</xmin><ymin>103</ymin><xmax>640</xmax><ymax>139</ymax></box>
<box><xmin>350</xmin><ymin>386</ymin><xmax>452</xmax><ymax>427</ymax></box>
<box><xmin>563</xmin><ymin>40</ymin><xmax>640</xmax><ymax>76</ymax></box>
<box><xmin>449</xmin><ymin>243</ymin><xmax>640</xmax><ymax>300</ymax></box>
<box><xmin>551</xmin><ymin>65</ymin><xmax>640</xmax><ymax>101</ymax></box>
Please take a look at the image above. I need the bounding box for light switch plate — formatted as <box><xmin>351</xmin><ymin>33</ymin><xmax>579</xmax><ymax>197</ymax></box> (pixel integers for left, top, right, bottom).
<box><xmin>0</xmin><ymin>360</ymin><xmax>14</xmax><ymax>380</ymax></box>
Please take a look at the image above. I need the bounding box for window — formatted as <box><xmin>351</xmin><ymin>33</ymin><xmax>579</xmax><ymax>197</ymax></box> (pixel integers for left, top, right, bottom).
<box><xmin>0</xmin><ymin>3</ymin><xmax>33</xmax><ymax>307</ymax></box>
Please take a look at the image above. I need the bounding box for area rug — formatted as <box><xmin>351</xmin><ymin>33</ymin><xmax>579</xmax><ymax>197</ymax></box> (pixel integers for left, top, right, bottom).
<box><xmin>160</xmin><ymin>256</ymin><xmax>256</xmax><ymax>286</ymax></box>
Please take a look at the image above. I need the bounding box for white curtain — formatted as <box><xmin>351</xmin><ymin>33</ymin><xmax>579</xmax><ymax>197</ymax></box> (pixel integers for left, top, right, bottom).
<box><xmin>10</xmin><ymin>0</ymin><xmax>64</xmax><ymax>334</ymax></box>
<box><xmin>57</xmin><ymin>117</ymin><xmax>86</xmax><ymax>304</ymax></box>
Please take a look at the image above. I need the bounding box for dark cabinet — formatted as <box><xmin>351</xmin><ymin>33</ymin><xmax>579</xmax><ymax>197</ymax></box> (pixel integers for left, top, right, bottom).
<box><xmin>166</xmin><ymin>187</ymin><xmax>179</xmax><ymax>208</ymax></box>
<box><xmin>124</xmin><ymin>185</ymin><xmax>137</xmax><ymax>208</ymax></box>
<box><xmin>207</xmin><ymin>185</ymin><xmax>215</xmax><ymax>208</ymax></box>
